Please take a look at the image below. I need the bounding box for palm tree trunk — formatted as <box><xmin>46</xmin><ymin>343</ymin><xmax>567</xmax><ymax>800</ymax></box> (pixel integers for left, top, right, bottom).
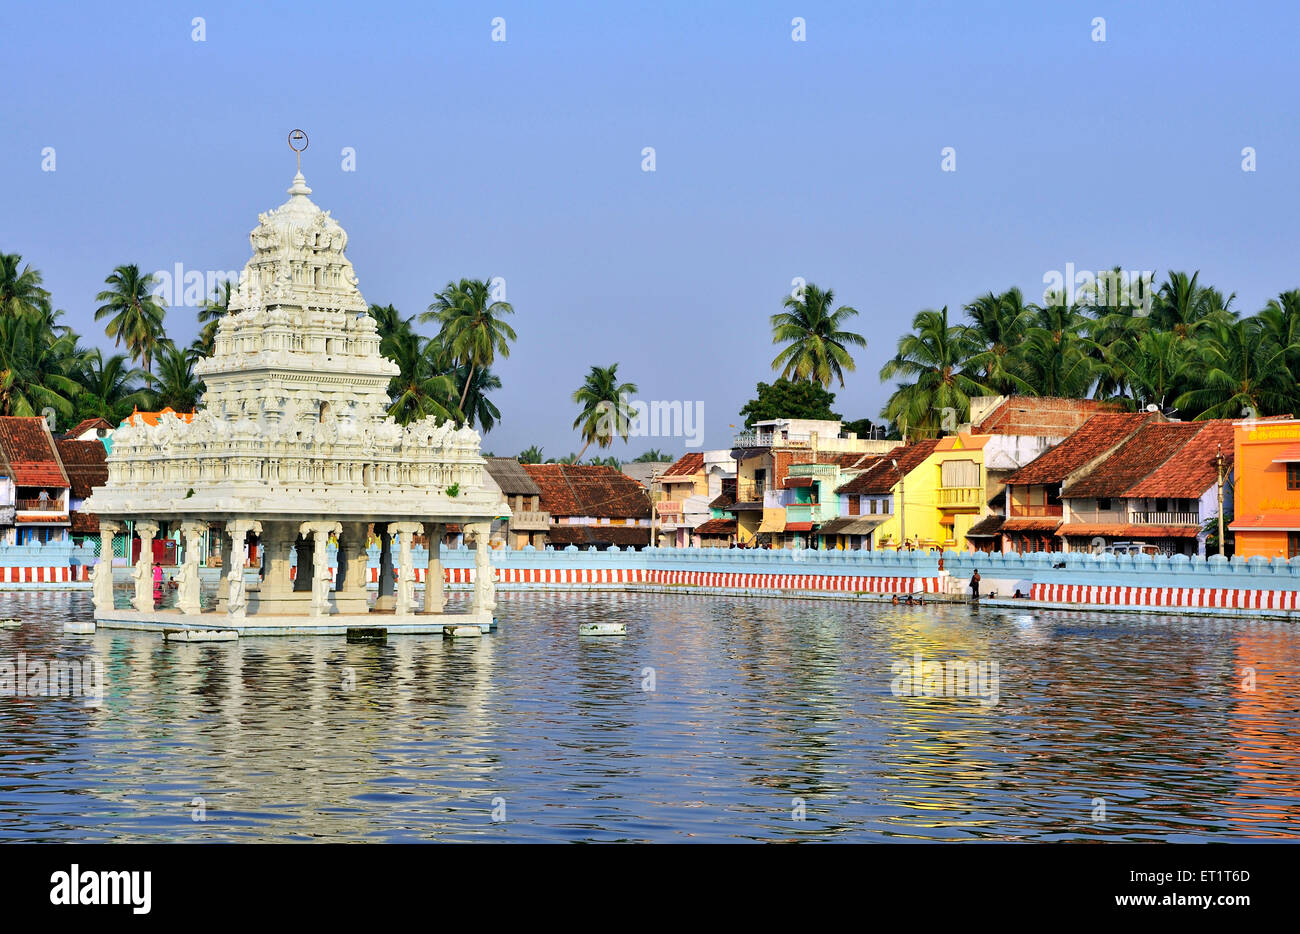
<box><xmin>458</xmin><ymin>360</ymin><xmax>476</xmax><ymax>412</ymax></box>
<box><xmin>575</xmin><ymin>439</ymin><xmax>592</xmax><ymax>461</ymax></box>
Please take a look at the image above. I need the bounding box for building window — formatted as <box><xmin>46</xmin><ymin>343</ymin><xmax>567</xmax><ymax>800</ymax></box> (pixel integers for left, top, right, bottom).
<box><xmin>848</xmin><ymin>497</ymin><xmax>860</xmax><ymax>516</ymax></box>
<box><xmin>1097</xmin><ymin>498</ymin><xmax>1111</xmax><ymax>511</ymax></box>
<box><xmin>1289</xmin><ymin>532</ymin><xmax>1300</xmax><ymax>558</ymax></box>
<box><xmin>1288</xmin><ymin>464</ymin><xmax>1300</xmax><ymax>491</ymax></box>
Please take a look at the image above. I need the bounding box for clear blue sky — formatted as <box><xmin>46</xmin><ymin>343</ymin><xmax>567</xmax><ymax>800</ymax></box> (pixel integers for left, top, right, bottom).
<box><xmin>4</xmin><ymin>0</ymin><xmax>1298</xmax><ymax>456</ymax></box>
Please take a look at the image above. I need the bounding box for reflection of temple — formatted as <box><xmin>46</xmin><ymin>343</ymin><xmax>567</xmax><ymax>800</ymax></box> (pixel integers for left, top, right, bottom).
<box><xmin>84</xmin><ymin>167</ymin><xmax>504</xmax><ymax>634</ymax></box>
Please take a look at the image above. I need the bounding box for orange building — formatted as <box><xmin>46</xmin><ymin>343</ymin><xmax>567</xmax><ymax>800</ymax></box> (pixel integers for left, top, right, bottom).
<box><xmin>1229</xmin><ymin>419</ymin><xmax>1300</xmax><ymax>558</ymax></box>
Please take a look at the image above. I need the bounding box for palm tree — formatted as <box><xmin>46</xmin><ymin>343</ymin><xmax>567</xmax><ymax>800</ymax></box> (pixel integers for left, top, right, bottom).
<box><xmin>770</xmin><ymin>283</ymin><xmax>866</xmax><ymax>387</ymax></box>
<box><xmin>633</xmin><ymin>448</ymin><xmax>669</xmax><ymax>462</ymax></box>
<box><xmin>193</xmin><ymin>279</ymin><xmax>236</xmax><ymax>356</ymax></box>
<box><xmin>149</xmin><ymin>341</ymin><xmax>204</xmax><ymax>411</ymax></box>
<box><xmin>547</xmin><ymin>452</ymin><xmax>581</xmax><ymax>464</ymax></box>
<box><xmin>0</xmin><ymin>313</ymin><xmax>81</xmax><ymax>420</ymax></box>
<box><xmin>879</xmin><ymin>306</ymin><xmax>989</xmax><ymax>438</ymax></box>
<box><xmin>587</xmin><ymin>455</ymin><xmax>621</xmax><ymax>468</ymax></box>
<box><xmin>1175</xmin><ymin>318</ymin><xmax>1298</xmax><ymax>420</ymax></box>
<box><xmin>369</xmin><ymin>303</ymin><xmax>413</xmax><ymax>351</ymax></box>
<box><xmin>517</xmin><ymin>445</ymin><xmax>545</xmax><ymax>464</ymax></box>
<box><xmin>384</xmin><ymin>329</ymin><xmax>461</xmax><ymax>425</ymax></box>
<box><xmin>964</xmin><ymin>288</ymin><xmax>1032</xmax><ymax>395</ymax></box>
<box><xmin>1109</xmin><ymin>329</ymin><xmax>1193</xmax><ymax>412</ymax></box>
<box><xmin>454</xmin><ymin>363</ymin><xmax>502</xmax><ymax>432</ymax></box>
<box><xmin>571</xmin><ymin>363</ymin><xmax>638</xmax><ymax>460</ymax></box>
<box><xmin>1258</xmin><ymin>289</ymin><xmax>1300</xmax><ymax>413</ymax></box>
<box><xmin>94</xmin><ymin>264</ymin><xmax>166</xmax><ymax>386</ymax></box>
<box><xmin>72</xmin><ymin>348</ymin><xmax>149</xmax><ymax>424</ymax></box>
<box><xmin>0</xmin><ymin>253</ymin><xmax>52</xmax><ymax>320</ymax></box>
<box><xmin>423</xmin><ymin>278</ymin><xmax>516</xmax><ymax>411</ymax></box>
<box><xmin>1151</xmin><ymin>271</ymin><xmax>1235</xmax><ymax>340</ymax></box>
<box><xmin>1017</xmin><ymin>301</ymin><xmax>1099</xmax><ymax>399</ymax></box>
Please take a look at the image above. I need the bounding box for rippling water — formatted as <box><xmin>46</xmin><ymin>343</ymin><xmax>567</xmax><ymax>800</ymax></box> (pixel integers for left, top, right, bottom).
<box><xmin>1</xmin><ymin>588</ymin><xmax>1298</xmax><ymax>842</ymax></box>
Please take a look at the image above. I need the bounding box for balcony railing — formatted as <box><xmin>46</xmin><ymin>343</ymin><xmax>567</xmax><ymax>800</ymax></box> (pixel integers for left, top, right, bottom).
<box><xmin>1130</xmin><ymin>511</ymin><xmax>1200</xmax><ymax>525</ymax></box>
<box><xmin>733</xmin><ymin>430</ymin><xmax>811</xmax><ymax>449</ymax></box>
<box><xmin>735</xmin><ymin>481</ymin><xmax>766</xmax><ymax>503</ymax></box>
<box><xmin>937</xmin><ymin>486</ymin><xmax>982</xmax><ymax>507</ymax></box>
<box><xmin>1010</xmin><ymin>504</ymin><xmax>1063</xmax><ymax>517</ymax></box>
<box><xmin>655</xmin><ymin>501</ymin><xmax>682</xmax><ymax>515</ymax></box>
<box><xmin>16</xmin><ymin>498</ymin><xmax>64</xmax><ymax>512</ymax></box>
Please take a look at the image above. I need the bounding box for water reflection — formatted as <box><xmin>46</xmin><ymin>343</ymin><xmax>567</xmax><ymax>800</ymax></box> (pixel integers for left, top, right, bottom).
<box><xmin>0</xmin><ymin>590</ymin><xmax>1297</xmax><ymax>842</ymax></box>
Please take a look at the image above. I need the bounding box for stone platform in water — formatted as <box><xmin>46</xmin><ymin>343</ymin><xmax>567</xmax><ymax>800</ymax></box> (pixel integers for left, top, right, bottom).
<box><xmin>94</xmin><ymin>609</ymin><xmax>493</xmax><ymax>636</ymax></box>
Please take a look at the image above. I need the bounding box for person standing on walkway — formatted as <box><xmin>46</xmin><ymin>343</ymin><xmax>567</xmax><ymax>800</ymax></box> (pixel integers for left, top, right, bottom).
<box><xmin>970</xmin><ymin>569</ymin><xmax>981</xmax><ymax>600</ymax></box>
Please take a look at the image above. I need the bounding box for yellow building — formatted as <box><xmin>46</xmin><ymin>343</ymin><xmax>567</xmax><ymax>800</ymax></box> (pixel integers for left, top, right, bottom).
<box><xmin>832</xmin><ymin>435</ymin><xmax>988</xmax><ymax>551</ymax></box>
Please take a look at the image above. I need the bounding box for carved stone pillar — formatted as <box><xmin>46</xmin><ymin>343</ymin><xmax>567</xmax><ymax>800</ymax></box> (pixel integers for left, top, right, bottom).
<box><xmin>300</xmin><ymin>521</ymin><xmax>341</xmax><ymax>617</ymax></box>
<box><xmin>423</xmin><ymin>521</ymin><xmax>446</xmax><ymax>614</ymax></box>
<box><xmin>225</xmin><ymin>519</ymin><xmax>261</xmax><ymax>620</ymax></box>
<box><xmin>258</xmin><ymin>521</ymin><xmax>294</xmax><ymax>599</ymax></box>
<box><xmin>177</xmin><ymin>520</ymin><xmax>206</xmax><ymax>615</ymax></box>
<box><xmin>389</xmin><ymin>521</ymin><xmax>422</xmax><ymax>616</ymax></box>
<box><xmin>131</xmin><ymin>520</ymin><xmax>160</xmax><ymax>612</ymax></box>
<box><xmin>469</xmin><ymin>521</ymin><xmax>496</xmax><ymax>617</ymax></box>
<box><xmin>92</xmin><ymin>520</ymin><xmax>122</xmax><ymax>614</ymax></box>
<box><xmin>375</xmin><ymin>527</ymin><xmax>395</xmax><ymax>610</ymax></box>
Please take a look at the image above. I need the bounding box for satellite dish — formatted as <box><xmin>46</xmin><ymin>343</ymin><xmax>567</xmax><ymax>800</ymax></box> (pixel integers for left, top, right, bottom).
<box><xmin>40</xmin><ymin>407</ymin><xmax>56</xmax><ymax>431</ymax></box>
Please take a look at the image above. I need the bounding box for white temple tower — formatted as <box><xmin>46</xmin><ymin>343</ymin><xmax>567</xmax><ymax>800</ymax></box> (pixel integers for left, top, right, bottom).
<box><xmin>85</xmin><ymin>168</ymin><xmax>505</xmax><ymax>633</ymax></box>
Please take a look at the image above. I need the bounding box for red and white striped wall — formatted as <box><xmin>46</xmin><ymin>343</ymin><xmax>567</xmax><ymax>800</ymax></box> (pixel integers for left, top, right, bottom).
<box><xmin>1031</xmin><ymin>582</ymin><xmax>1300</xmax><ymax>611</ymax></box>
<box><xmin>0</xmin><ymin>565</ymin><xmax>89</xmax><ymax>583</ymax></box>
<box><xmin>290</xmin><ymin>565</ymin><xmax>940</xmax><ymax>594</ymax></box>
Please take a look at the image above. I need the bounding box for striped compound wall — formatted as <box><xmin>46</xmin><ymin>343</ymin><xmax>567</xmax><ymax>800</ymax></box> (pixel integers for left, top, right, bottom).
<box><xmin>0</xmin><ymin>565</ymin><xmax>89</xmax><ymax>584</ymax></box>
<box><xmin>287</xmin><ymin>565</ymin><xmax>942</xmax><ymax>594</ymax></box>
<box><xmin>1032</xmin><ymin>582</ymin><xmax>1300</xmax><ymax>612</ymax></box>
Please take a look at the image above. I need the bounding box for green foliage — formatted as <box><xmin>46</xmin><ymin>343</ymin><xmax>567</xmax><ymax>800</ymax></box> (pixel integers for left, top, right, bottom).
<box><xmin>517</xmin><ymin>444</ymin><xmax>545</xmax><ymax>464</ymax></box>
<box><xmin>94</xmin><ymin>264</ymin><xmax>166</xmax><ymax>385</ymax></box>
<box><xmin>446</xmin><ymin>482</ymin><xmax>460</xmax><ymax>498</ymax></box>
<box><xmin>739</xmin><ymin>378</ymin><xmax>840</xmax><ymax>428</ymax></box>
<box><xmin>879</xmin><ymin>271</ymin><xmax>1300</xmax><ymax>428</ymax></box>
<box><xmin>633</xmin><ymin>448</ymin><xmax>669</xmax><ymax>462</ymax></box>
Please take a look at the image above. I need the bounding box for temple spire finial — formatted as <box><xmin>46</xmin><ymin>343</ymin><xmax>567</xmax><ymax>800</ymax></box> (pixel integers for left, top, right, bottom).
<box><xmin>287</xmin><ymin>128</ymin><xmax>309</xmax><ymax>189</ymax></box>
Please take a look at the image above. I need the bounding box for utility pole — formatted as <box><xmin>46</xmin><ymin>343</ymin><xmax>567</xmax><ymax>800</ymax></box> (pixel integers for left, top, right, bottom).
<box><xmin>892</xmin><ymin>457</ymin><xmax>906</xmax><ymax>550</ymax></box>
<box><xmin>1216</xmin><ymin>444</ymin><xmax>1226</xmax><ymax>557</ymax></box>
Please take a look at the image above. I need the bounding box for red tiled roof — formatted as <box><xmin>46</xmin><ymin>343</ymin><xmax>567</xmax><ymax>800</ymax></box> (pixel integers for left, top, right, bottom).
<box><xmin>1124</xmin><ymin>421</ymin><xmax>1236</xmax><ymax>499</ymax></box>
<box><xmin>1004</xmin><ymin>413</ymin><xmax>1156</xmax><ymax>486</ymax></box>
<box><xmin>972</xmin><ymin>396</ymin><xmax>1120</xmax><ymax>436</ymax></box>
<box><xmin>1001</xmin><ymin>517</ymin><xmax>1062</xmax><ymax>532</ymax></box>
<box><xmin>523</xmin><ymin>464</ymin><xmax>652</xmax><ymax>518</ymax></box>
<box><xmin>835</xmin><ymin>441</ymin><xmax>939</xmax><ymax>495</ymax></box>
<box><xmin>695</xmin><ymin>518</ymin><xmax>737</xmax><ymax>535</ymax></box>
<box><xmin>63</xmin><ymin>417</ymin><xmax>114</xmax><ymax>440</ymax></box>
<box><xmin>70</xmin><ymin>511</ymin><xmax>100</xmax><ymax>535</ymax></box>
<box><xmin>1057</xmin><ymin>523</ymin><xmax>1200</xmax><ymax>538</ymax></box>
<box><xmin>55</xmin><ymin>439</ymin><xmax>108</xmax><ymax>498</ymax></box>
<box><xmin>782</xmin><ymin>476</ymin><xmax>815</xmax><ymax>488</ymax></box>
<box><xmin>661</xmin><ymin>452</ymin><xmax>704</xmax><ymax>478</ymax></box>
<box><xmin>965</xmin><ymin>515</ymin><xmax>1005</xmax><ymax>537</ymax></box>
<box><xmin>1062</xmin><ymin>422</ymin><xmax>1202</xmax><ymax>498</ymax></box>
<box><xmin>784</xmin><ymin>521</ymin><xmax>814</xmax><ymax>531</ymax></box>
<box><xmin>547</xmin><ymin>525</ymin><xmax>651</xmax><ymax>548</ymax></box>
<box><xmin>709</xmin><ymin>477</ymin><xmax>736</xmax><ymax>510</ymax></box>
<box><xmin>0</xmin><ymin>417</ymin><xmax>68</xmax><ymax>488</ymax></box>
